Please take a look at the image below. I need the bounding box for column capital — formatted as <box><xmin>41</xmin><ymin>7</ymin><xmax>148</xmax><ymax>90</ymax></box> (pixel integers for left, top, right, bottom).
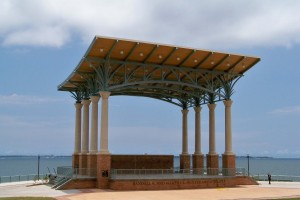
<box><xmin>74</xmin><ymin>102</ymin><xmax>83</xmax><ymax>109</ymax></box>
<box><xmin>90</xmin><ymin>95</ymin><xmax>100</xmax><ymax>103</ymax></box>
<box><xmin>99</xmin><ymin>91</ymin><xmax>111</xmax><ymax>99</ymax></box>
<box><xmin>82</xmin><ymin>99</ymin><xmax>91</xmax><ymax>106</ymax></box>
<box><xmin>181</xmin><ymin>109</ymin><xmax>189</xmax><ymax>114</ymax></box>
<box><xmin>223</xmin><ymin>100</ymin><xmax>233</xmax><ymax>107</ymax></box>
<box><xmin>207</xmin><ymin>103</ymin><xmax>216</xmax><ymax>110</ymax></box>
<box><xmin>194</xmin><ymin>106</ymin><xmax>202</xmax><ymax>112</ymax></box>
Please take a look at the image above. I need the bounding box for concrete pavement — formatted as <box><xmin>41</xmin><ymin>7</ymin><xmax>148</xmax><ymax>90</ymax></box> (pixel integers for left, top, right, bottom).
<box><xmin>0</xmin><ymin>181</ymin><xmax>80</xmax><ymax>197</ymax></box>
<box><xmin>1</xmin><ymin>181</ymin><xmax>300</xmax><ymax>199</ymax></box>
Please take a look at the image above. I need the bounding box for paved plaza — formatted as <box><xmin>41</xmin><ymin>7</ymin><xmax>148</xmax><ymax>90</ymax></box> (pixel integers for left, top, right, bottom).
<box><xmin>1</xmin><ymin>181</ymin><xmax>300</xmax><ymax>199</ymax></box>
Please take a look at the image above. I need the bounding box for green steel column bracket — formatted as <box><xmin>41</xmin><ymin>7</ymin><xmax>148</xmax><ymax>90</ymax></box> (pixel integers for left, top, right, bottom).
<box><xmin>70</xmin><ymin>91</ymin><xmax>83</xmax><ymax>103</ymax></box>
<box><xmin>79</xmin><ymin>84</ymin><xmax>90</xmax><ymax>100</ymax></box>
<box><xmin>86</xmin><ymin>75</ymin><xmax>100</xmax><ymax>96</ymax></box>
<box><xmin>218</xmin><ymin>74</ymin><xmax>242</xmax><ymax>100</ymax></box>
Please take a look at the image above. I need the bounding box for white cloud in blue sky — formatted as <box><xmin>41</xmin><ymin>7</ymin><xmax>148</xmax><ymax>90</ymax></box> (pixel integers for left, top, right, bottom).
<box><xmin>0</xmin><ymin>0</ymin><xmax>299</xmax><ymax>157</ymax></box>
<box><xmin>1</xmin><ymin>0</ymin><xmax>300</xmax><ymax>49</ymax></box>
<box><xmin>0</xmin><ymin>94</ymin><xmax>65</xmax><ymax>105</ymax></box>
<box><xmin>271</xmin><ymin>106</ymin><xmax>300</xmax><ymax>114</ymax></box>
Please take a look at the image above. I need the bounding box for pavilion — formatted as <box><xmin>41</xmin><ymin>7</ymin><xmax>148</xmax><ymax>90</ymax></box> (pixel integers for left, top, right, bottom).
<box><xmin>57</xmin><ymin>36</ymin><xmax>260</xmax><ymax>190</ymax></box>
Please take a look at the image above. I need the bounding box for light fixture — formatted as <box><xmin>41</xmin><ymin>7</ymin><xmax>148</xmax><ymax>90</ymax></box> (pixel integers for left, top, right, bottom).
<box><xmin>100</xmin><ymin>48</ymin><xmax>104</xmax><ymax>53</ymax></box>
<box><xmin>158</xmin><ymin>55</ymin><xmax>163</xmax><ymax>59</ymax></box>
<box><xmin>194</xmin><ymin>59</ymin><xmax>198</xmax><ymax>63</ymax></box>
<box><xmin>120</xmin><ymin>50</ymin><xmax>124</xmax><ymax>55</ymax></box>
<box><xmin>211</xmin><ymin>61</ymin><xmax>215</xmax><ymax>65</ymax></box>
<box><xmin>176</xmin><ymin>57</ymin><xmax>181</xmax><ymax>61</ymax></box>
<box><xmin>139</xmin><ymin>52</ymin><xmax>144</xmax><ymax>57</ymax></box>
<box><xmin>226</xmin><ymin>63</ymin><xmax>231</xmax><ymax>67</ymax></box>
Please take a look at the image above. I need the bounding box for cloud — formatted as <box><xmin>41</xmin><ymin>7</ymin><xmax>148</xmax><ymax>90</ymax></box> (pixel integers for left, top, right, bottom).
<box><xmin>0</xmin><ymin>94</ymin><xmax>64</xmax><ymax>105</ymax></box>
<box><xmin>1</xmin><ymin>0</ymin><xmax>300</xmax><ymax>48</ymax></box>
<box><xmin>270</xmin><ymin>106</ymin><xmax>300</xmax><ymax>114</ymax></box>
<box><xmin>3</xmin><ymin>26</ymin><xmax>70</xmax><ymax>47</ymax></box>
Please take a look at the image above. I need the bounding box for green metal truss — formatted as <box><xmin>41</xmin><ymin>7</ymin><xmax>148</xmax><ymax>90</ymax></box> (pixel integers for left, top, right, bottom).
<box><xmin>65</xmin><ymin>54</ymin><xmax>243</xmax><ymax>107</ymax></box>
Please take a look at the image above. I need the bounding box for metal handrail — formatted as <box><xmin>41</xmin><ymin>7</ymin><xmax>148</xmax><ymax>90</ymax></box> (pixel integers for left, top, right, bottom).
<box><xmin>56</xmin><ymin>167</ymin><xmax>97</xmax><ymax>178</ymax></box>
<box><xmin>0</xmin><ymin>174</ymin><xmax>48</xmax><ymax>184</ymax></box>
<box><xmin>252</xmin><ymin>174</ymin><xmax>300</xmax><ymax>182</ymax></box>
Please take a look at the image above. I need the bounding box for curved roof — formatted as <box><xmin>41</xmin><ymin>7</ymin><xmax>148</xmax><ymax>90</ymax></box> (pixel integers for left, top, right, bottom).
<box><xmin>58</xmin><ymin>36</ymin><xmax>260</xmax><ymax>107</ymax></box>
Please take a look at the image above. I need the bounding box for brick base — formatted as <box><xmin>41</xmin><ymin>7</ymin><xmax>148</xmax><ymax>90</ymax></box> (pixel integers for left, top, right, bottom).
<box><xmin>58</xmin><ymin>176</ymin><xmax>257</xmax><ymax>190</ymax></box>
<box><xmin>97</xmin><ymin>154</ymin><xmax>111</xmax><ymax>189</ymax></box>
<box><xmin>72</xmin><ymin>154</ymin><xmax>80</xmax><ymax>169</ymax></box>
<box><xmin>192</xmin><ymin>154</ymin><xmax>204</xmax><ymax>174</ymax></box>
<box><xmin>59</xmin><ymin>178</ymin><xmax>97</xmax><ymax>190</ymax></box>
<box><xmin>79</xmin><ymin>154</ymin><xmax>88</xmax><ymax>175</ymax></box>
<box><xmin>222</xmin><ymin>154</ymin><xmax>236</xmax><ymax>176</ymax></box>
<box><xmin>206</xmin><ymin>154</ymin><xmax>219</xmax><ymax>175</ymax></box>
<box><xmin>180</xmin><ymin>154</ymin><xmax>190</xmax><ymax>170</ymax></box>
<box><xmin>192</xmin><ymin>154</ymin><xmax>204</xmax><ymax>169</ymax></box>
<box><xmin>109</xmin><ymin>176</ymin><xmax>257</xmax><ymax>190</ymax></box>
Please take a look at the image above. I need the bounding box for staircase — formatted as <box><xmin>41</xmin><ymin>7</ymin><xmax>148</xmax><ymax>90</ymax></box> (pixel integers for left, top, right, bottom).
<box><xmin>51</xmin><ymin>167</ymin><xmax>73</xmax><ymax>189</ymax></box>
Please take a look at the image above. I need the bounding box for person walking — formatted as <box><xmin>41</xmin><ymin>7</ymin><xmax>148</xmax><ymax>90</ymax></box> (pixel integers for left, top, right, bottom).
<box><xmin>267</xmin><ymin>173</ymin><xmax>271</xmax><ymax>184</ymax></box>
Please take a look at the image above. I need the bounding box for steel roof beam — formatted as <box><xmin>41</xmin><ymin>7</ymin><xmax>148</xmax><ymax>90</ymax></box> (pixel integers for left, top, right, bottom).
<box><xmin>125</xmin><ymin>42</ymin><xmax>139</xmax><ymax>61</ymax></box>
<box><xmin>85</xmin><ymin>57</ymin><xmax>241</xmax><ymax>76</ymax></box>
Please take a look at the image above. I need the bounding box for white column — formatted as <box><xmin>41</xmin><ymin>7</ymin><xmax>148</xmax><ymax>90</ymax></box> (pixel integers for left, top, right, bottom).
<box><xmin>208</xmin><ymin>103</ymin><xmax>217</xmax><ymax>155</ymax></box>
<box><xmin>74</xmin><ymin>103</ymin><xmax>83</xmax><ymax>154</ymax></box>
<box><xmin>81</xmin><ymin>99</ymin><xmax>91</xmax><ymax>154</ymax></box>
<box><xmin>99</xmin><ymin>91</ymin><xmax>111</xmax><ymax>154</ymax></box>
<box><xmin>194</xmin><ymin>106</ymin><xmax>202</xmax><ymax>155</ymax></box>
<box><xmin>224</xmin><ymin>100</ymin><xmax>234</xmax><ymax>155</ymax></box>
<box><xmin>182</xmin><ymin>109</ymin><xmax>189</xmax><ymax>155</ymax></box>
<box><xmin>90</xmin><ymin>95</ymin><xmax>100</xmax><ymax>154</ymax></box>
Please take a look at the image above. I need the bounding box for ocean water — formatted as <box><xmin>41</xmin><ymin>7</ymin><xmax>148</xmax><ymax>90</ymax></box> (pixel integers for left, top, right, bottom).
<box><xmin>1</xmin><ymin>156</ymin><xmax>300</xmax><ymax>178</ymax></box>
<box><xmin>0</xmin><ymin>156</ymin><xmax>71</xmax><ymax>176</ymax></box>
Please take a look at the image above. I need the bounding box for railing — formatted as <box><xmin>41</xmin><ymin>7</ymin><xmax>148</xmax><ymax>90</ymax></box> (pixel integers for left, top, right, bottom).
<box><xmin>0</xmin><ymin>174</ymin><xmax>48</xmax><ymax>184</ymax></box>
<box><xmin>252</xmin><ymin>174</ymin><xmax>300</xmax><ymax>182</ymax></box>
<box><xmin>110</xmin><ymin>168</ymin><xmax>246</xmax><ymax>180</ymax></box>
<box><xmin>52</xmin><ymin>167</ymin><xmax>96</xmax><ymax>189</ymax></box>
<box><xmin>56</xmin><ymin>167</ymin><xmax>97</xmax><ymax>178</ymax></box>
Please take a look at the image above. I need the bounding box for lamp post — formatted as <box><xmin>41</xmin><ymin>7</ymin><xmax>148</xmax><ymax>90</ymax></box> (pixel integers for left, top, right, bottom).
<box><xmin>247</xmin><ymin>154</ymin><xmax>250</xmax><ymax>176</ymax></box>
<box><xmin>37</xmin><ymin>155</ymin><xmax>40</xmax><ymax>181</ymax></box>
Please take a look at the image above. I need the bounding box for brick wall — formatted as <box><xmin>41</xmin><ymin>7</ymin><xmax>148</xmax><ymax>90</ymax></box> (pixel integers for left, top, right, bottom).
<box><xmin>111</xmin><ymin>155</ymin><xmax>173</xmax><ymax>169</ymax></box>
<box><xmin>60</xmin><ymin>178</ymin><xmax>97</xmax><ymax>190</ymax></box>
<box><xmin>109</xmin><ymin>176</ymin><xmax>257</xmax><ymax>190</ymax></box>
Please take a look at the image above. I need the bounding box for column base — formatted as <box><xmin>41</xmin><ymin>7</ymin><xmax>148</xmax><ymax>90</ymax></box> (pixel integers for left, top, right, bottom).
<box><xmin>222</xmin><ymin>154</ymin><xmax>236</xmax><ymax>176</ymax></box>
<box><xmin>180</xmin><ymin>154</ymin><xmax>190</xmax><ymax>171</ymax></box>
<box><xmin>79</xmin><ymin>153</ymin><xmax>88</xmax><ymax>175</ymax></box>
<box><xmin>192</xmin><ymin>154</ymin><xmax>204</xmax><ymax>174</ymax></box>
<box><xmin>206</xmin><ymin>154</ymin><xmax>219</xmax><ymax>175</ymax></box>
<box><xmin>97</xmin><ymin>154</ymin><xmax>111</xmax><ymax>189</ymax></box>
<box><xmin>87</xmin><ymin>153</ymin><xmax>98</xmax><ymax>176</ymax></box>
<box><xmin>72</xmin><ymin>153</ymin><xmax>80</xmax><ymax>169</ymax></box>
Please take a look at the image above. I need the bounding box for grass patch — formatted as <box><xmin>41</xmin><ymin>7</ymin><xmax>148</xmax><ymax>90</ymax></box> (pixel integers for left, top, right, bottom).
<box><xmin>0</xmin><ymin>198</ymin><xmax>56</xmax><ymax>200</ymax></box>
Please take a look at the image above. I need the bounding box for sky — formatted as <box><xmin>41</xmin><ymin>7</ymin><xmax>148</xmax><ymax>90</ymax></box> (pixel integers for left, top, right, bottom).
<box><xmin>0</xmin><ymin>0</ymin><xmax>300</xmax><ymax>158</ymax></box>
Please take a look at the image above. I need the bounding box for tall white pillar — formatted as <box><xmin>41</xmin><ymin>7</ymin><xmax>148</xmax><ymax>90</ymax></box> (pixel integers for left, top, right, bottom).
<box><xmin>208</xmin><ymin>103</ymin><xmax>217</xmax><ymax>155</ymax></box>
<box><xmin>224</xmin><ymin>100</ymin><xmax>234</xmax><ymax>155</ymax></box>
<box><xmin>74</xmin><ymin>103</ymin><xmax>83</xmax><ymax>153</ymax></box>
<box><xmin>81</xmin><ymin>99</ymin><xmax>91</xmax><ymax>154</ymax></box>
<box><xmin>194</xmin><ymin>106</ymin><xmax>202</xmax><ymax>155</ymax></box>
<box><xmin>99</xmin><ymin>91</ymin><xmax>111</xmax><ymax>154</ymax></box>
<box><xmin>182</xmin><ymin>109</ymin><xmax>189</xmax><ymax>155</ymax></box>
<box><xmin>90</xmin><ymin>95</ymin><xmax>100</xmax><ymax>154</ymax></box>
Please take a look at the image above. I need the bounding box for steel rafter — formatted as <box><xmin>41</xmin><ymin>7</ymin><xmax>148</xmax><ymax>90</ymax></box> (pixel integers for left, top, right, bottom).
<box><xmin>83</xmin><ymin>54</ymin><xmax>243</xmax><ymax>106</ymax></box>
